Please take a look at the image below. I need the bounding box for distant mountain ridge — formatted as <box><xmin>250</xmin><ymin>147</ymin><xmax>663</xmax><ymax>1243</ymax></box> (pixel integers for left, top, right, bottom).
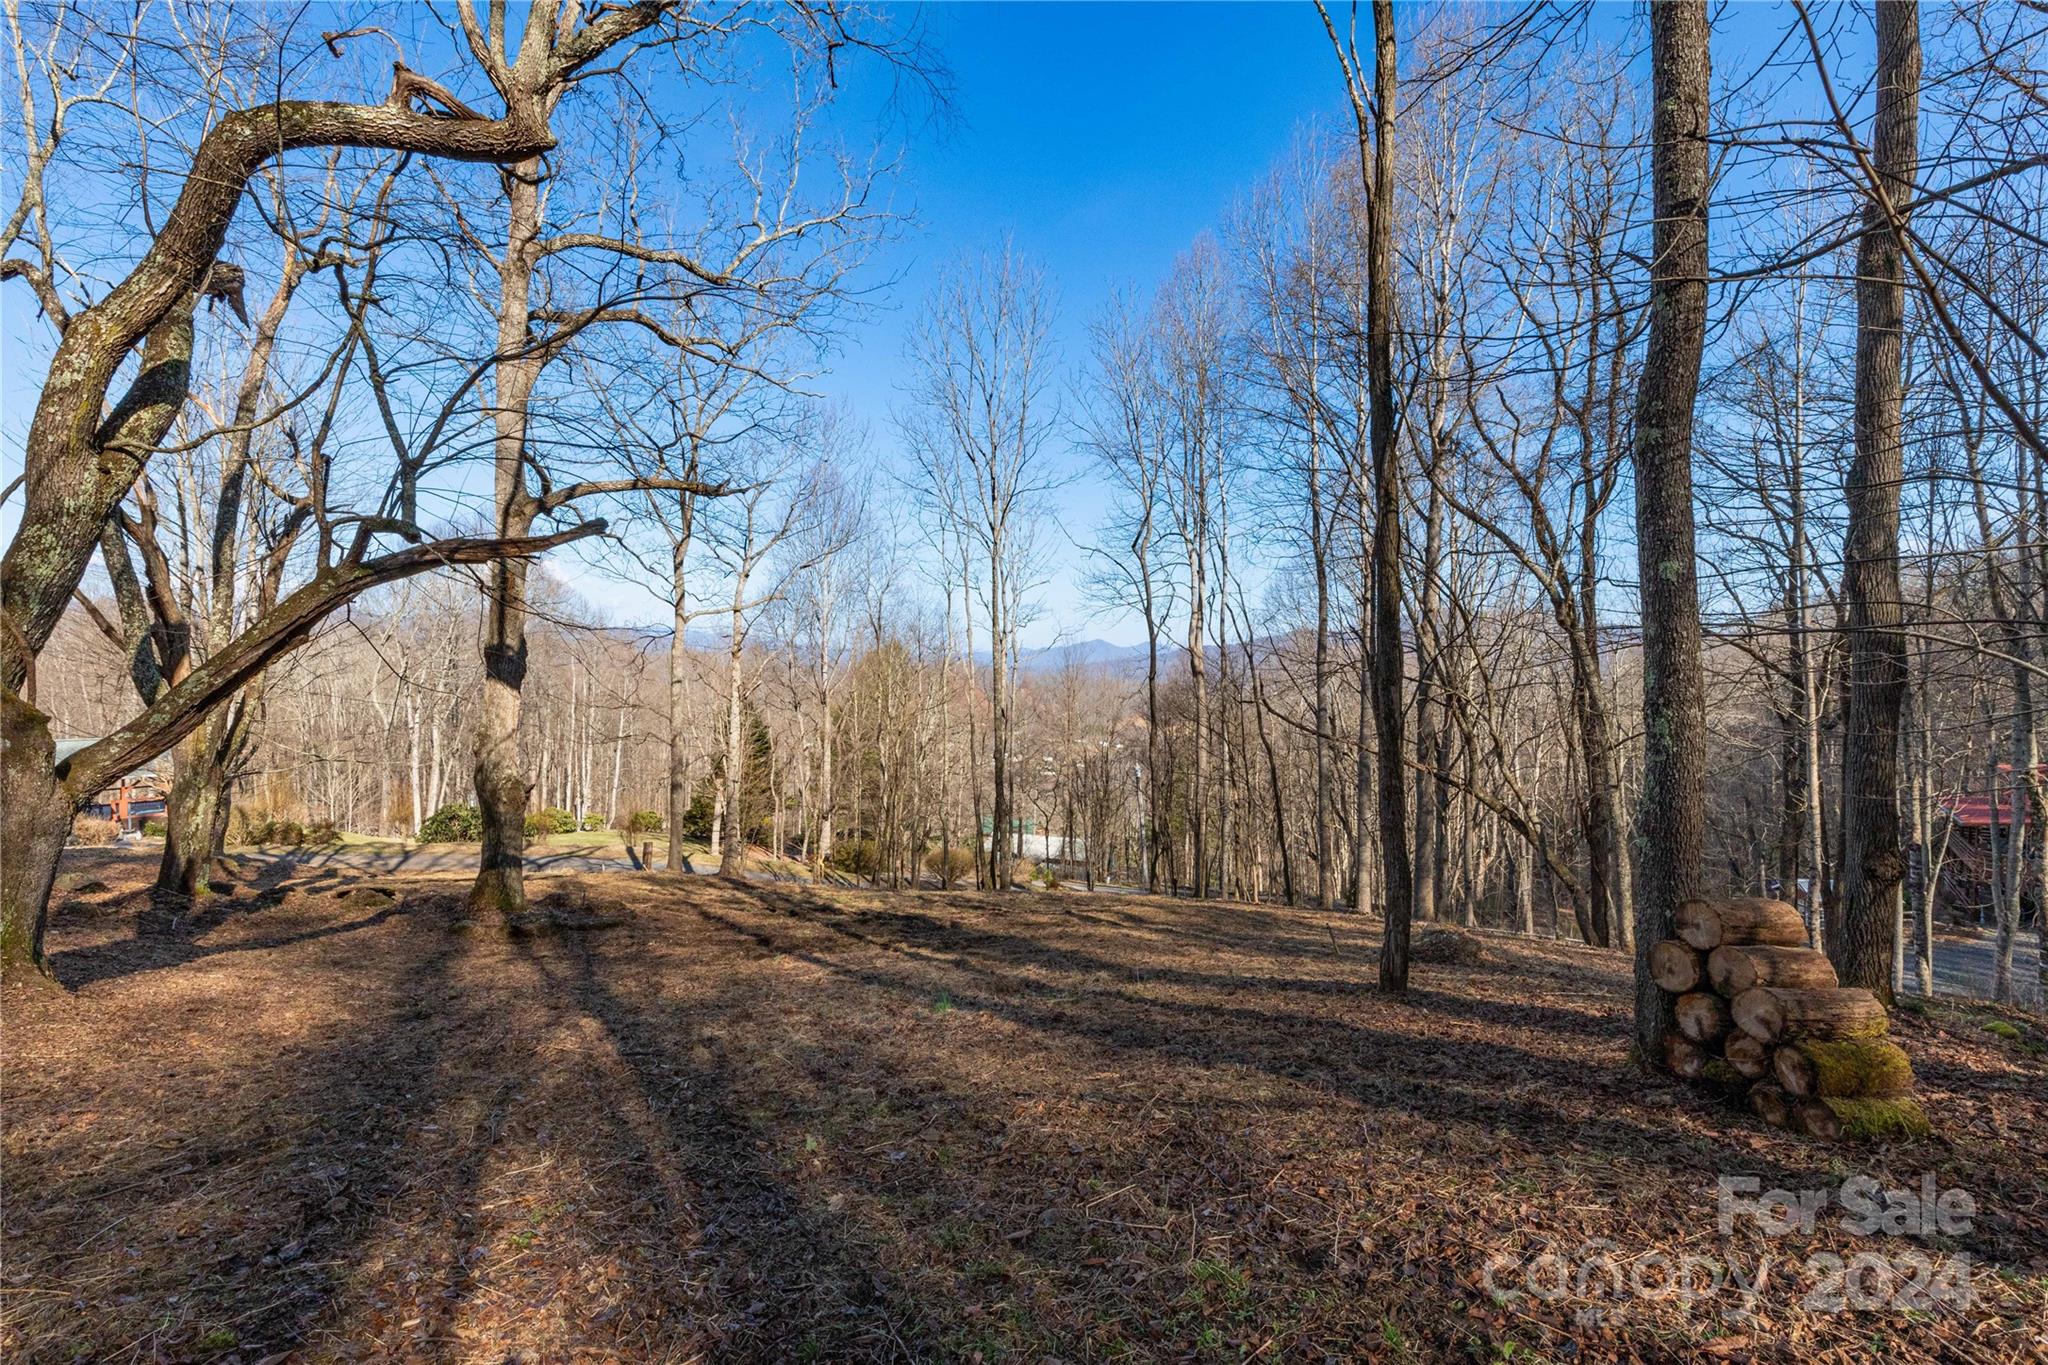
<box><xmin>585</xmin><ymin>623</ymin><xmax>1176</xmax><ymax>675</ymax></box>
<box><xmin>1011</xmin><ymin>639</ymin><xmax>1159</xmax><ymax>673</ymax></box>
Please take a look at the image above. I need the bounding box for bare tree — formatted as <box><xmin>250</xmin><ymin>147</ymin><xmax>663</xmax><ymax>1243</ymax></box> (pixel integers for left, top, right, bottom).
<box><xmin>901</xmin><ymin>246</ymin><xmax>1057</xmax><ymax>892</ymax></box>
<box><xmin>1828</xmin><ymin>0</ymin><xmax>1922</xmax><ymax>1002</ymax></box>
<box><xmin>1320</xmin><ymin>0</ymin><xmax>1414</xmax><ymax>987</ymax></box>
<box><xmin>1080</xmin><ymin>293</ymin><xmax>1178</xmax><ymax>894</ymax></box>
<box><xmin>1629</xmin><ymin>0</ymin><xmax>1712</xmax><ymax>1061</ymax></box>
<box><xmin>0</xmin><ymin>0</ymin><xmax>692</xmax><ymax>978</ymax></box>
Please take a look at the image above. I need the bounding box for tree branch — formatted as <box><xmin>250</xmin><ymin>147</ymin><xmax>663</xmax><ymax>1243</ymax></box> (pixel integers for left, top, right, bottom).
<box><xmin>61</xmin><ymin>522</ymin><xmax>604</xmax><ymax>796</ymax></box>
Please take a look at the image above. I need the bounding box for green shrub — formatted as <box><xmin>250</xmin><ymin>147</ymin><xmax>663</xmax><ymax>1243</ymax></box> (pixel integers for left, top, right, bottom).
<box><xmin>924</xmin><ymin>845</ymin><xmax>976</xmax><ymax>888</ymax></box>
<box><xmin>624</xmin><ymin>809</ymin><xmax>665</xmax><ymax>835</ymax></box>
<box><xmin>530</xmin><ymin>807</ymin><xmax>576</xmax><ymax>836</ymax></box>
<box><xmin>826</xmin><ymin>838</ymin><xmax>880</xmax><ymax>879</ymax></box>
<box><xmin>417</xmin><ymin>803</ymin><xmax>483</xmax><ymax>843</ymax></box>
<box><xmin>581</xmin><ymin>814</ymin><xmax>606</xmax><ymax>831</ymax></box>
<box><xmin>142</xmin><ymin>818</ymin><xmax>167</xmax><ymax>838</ymax></box>
<box><xmin>679</xmin><ymin>788</ymin><xmax>716</xmax><ymax>840</ymax></box>
<box><xmin>305</xmin><ymin>818</ymin><xmax>342</xmax><ymax>846</ymax></box>
<box><xmin>266</xmin><ymin>819</ymin><xmax>307</xmax><ymax>846</ymax></box>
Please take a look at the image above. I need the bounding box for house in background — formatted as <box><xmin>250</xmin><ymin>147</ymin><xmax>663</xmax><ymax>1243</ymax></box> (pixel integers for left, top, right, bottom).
<box><xmin>57</xmin><ymin>739</ymin><xmax>167</xmax><ymax>833</ymax></box>
<box><xmin>1933</xmin><ymin>764</ymin><xmax>2044</xmax><ymax>929</ymax></box>
<box><xmin>981</xmin><ymin>817</ymin><xmax>1086</xmax><ymax>866</ymax></box>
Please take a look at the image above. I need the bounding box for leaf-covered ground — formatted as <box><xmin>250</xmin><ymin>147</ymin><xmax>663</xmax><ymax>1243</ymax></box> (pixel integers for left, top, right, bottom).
<box><xmin>5</xmin><ymin>857</ymin><xmax>2045</xmax><ymax>1362</ymax></box>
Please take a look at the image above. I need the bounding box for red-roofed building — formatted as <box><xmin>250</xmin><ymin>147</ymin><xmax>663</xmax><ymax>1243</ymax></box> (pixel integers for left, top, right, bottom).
<box><xmin>1931</xmin><ymin>764</ymin><xmax>2044</xmax><ymax>926</ymax></box>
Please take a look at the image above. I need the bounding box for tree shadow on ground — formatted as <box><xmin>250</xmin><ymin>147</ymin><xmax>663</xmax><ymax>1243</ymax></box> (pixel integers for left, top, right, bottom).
<box><xmin>511</xmin><ymin>935</ymin><xmax>934</xmax><ymax>1357</ymax></box>
<box><xmin>709</xmin><ymin>882</ymin><xmax>2045</xmax><ymax>1275</ymax></box>
<box><xmin>11</xmin><ymin>875</ymin><xmax>2044</xmax><ymax>1363</ymax></box>
<box><xmin>49</xmin><ymin>891</ymin><xmax>412</xmax><ymax>988</ymax></box>
<box><xmin>5</xmin><ymin>930</ymin><xmax>468</xmax><ymax>1360</ymax></box>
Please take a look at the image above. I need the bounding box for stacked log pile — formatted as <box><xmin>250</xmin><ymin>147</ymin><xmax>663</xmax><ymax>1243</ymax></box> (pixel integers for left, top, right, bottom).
<box><xmin>1652</xmin><ymin>897</ymin><xmax>1929</xmax><ymax>1142</ymax></box>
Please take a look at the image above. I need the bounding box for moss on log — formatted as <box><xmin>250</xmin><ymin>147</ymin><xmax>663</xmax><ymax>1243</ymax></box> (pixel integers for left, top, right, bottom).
<box><xmin>1774</xmin><ymin>1038</ymin><xmax>1914</xmax><ymax>1099</ymax></box>
<box><xmin>1699</xmin><ymin>1059</ymin><xmax>1746</xmax><ymax>1089</ymax></box>
<box><xmin>1796</xmin><ymin>1095</ymin><xmax>1930</xmax><ymax>1142</ymax></box>
<box><xmin>1651</xmin><ymin>939</ymin><xmax>1704</xmax><ymax>993</ymax></box>
<box><xmin>1675</xmin><ymin>897</ymin><xmax>1808</xmax><ymax>951</ymax></box>
<box><xmin>1707</xmin><ymin>944</ymin><xmax>1839</xmax><ymax>995</ymax></box>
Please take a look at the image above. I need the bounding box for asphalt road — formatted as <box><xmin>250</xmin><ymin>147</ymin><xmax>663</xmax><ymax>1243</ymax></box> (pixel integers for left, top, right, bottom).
<box><xmin>1931</xmin><ymin>933</ymin><xmax>2043</xmax><ymax>1006</ymax></box>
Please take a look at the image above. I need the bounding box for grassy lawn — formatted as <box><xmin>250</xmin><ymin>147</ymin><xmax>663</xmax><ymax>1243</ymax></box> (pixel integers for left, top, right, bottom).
<box><xmin>6</xmin><ymin>867</ymin><xmax>2044</xmax><ymax>1362</ymax></box>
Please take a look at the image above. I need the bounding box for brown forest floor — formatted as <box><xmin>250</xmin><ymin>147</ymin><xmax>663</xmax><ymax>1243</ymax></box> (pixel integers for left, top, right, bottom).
<box><xmin>4</xmin><ymin>858</ymin><xmax>2046</xmax><ymax>1364</ymax></box>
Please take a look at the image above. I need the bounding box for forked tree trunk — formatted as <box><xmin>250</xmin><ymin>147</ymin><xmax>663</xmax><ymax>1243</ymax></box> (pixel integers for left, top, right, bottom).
<box><xmin>468</xmin><ymin>156</ymin><xmax>547</xmax><ymax>919</ymax></box>
<box><xmin>1630</xmin><ymin>0</ymin><xmax>1712</xmax><ymax>1065</ymax></box>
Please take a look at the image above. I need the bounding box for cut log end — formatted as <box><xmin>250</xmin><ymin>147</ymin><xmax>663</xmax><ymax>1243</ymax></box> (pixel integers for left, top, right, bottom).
<box><xmin>1664</xmin><ymin>1035</ymin><xmax>1709</xmax><ymax>1080</ymax></box>
<box><xmin>1749</xmin><ymin>1081</ymin><xmax>1793</xmax><ymax>1129</ymax></box>
<box><xmin>1724</xmin><ymin>1033</ymin><xmax>1771</xmax><ymax>1080</ymax></box>
<box><xmin>1651</xmin><ymin>939</ymin><xmax>1704</xmax><ymax>993</ymax></box>
<box><xmin>1675</xmin><ymin>990</ymin><xmax>1732</xmax><ymax>1044</ymax></box>
<box><xmin>1676</xmin><ymin>897</ymin><xmax>1808</xmax><ymax>951</ymax></box>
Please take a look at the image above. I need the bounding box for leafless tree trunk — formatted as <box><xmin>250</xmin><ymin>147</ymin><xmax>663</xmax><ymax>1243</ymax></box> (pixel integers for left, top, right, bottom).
<box><xmin>1323</xmin><ymin>0</ymin><xmax>1415</xmax><ymax>989</ymax></box>
<box><xmin>1832</xmin><ymin>0</ymin><xmax>1920</xmax><ymax>1002</ymax></box>
<box><xmin>1630</xmin><ymin>0</ymin><xmax>1712</xmax><ymax>1062</ymax></box>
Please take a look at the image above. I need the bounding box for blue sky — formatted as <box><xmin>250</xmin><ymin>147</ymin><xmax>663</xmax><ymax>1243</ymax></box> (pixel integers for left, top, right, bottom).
<box><xmin>6</xmin><ymin>3</ymin><xmax>1836</xmax><ymax>649</ymax></box>
<box><xmin>774</xmin><ymin>2</ymin><xmax>1352</xmax><ymax>647</ymax></box>
<box><xmin>0</xmin><ymin>2</ymin><xmax>1351</xmax><ymax>649</ymax></box>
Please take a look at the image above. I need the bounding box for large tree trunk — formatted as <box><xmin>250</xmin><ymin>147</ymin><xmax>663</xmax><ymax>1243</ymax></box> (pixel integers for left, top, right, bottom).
<box><xmin>1630</xmin><ymin>0</ymin><xmax>1712</xmax><ymax>1065</ymax></box>
<box><xmin>1</xmin><ymin>692</ymin><xmax>70</xmax><ymax>982</ymax></box>
<box><xmin>470</xmin><ymin>555</ymin><xmax>532</xmax><ymax>916</ymax></box>
<box><xmin>1574</xmin><ymin>674</ymin><xmax>1617</xmax><ymax>949</ymax></box>
<box><xmin>666</xmin><ymin>584</ymin><xmax>693</xmax><ymax>873</ymax></box>
<box><xmin>718</xmin><ymin>616</ymin><xmax>748</xmax><ymax>878</ymax></box>
<box><xmin>1364</xmin><ymin>0</ymin><xmax>1414</xmax><ymax>992</ymax></box>
<box><xmin>468</xmin><ymin>157</ymin><xmax>546</xmax><ymax>919</ymax></box>
<box><xmin>157</xmin><ymin>726</ymin><xmax>226</xmax><ymax>900</ymax></box>
<box><xmin>1833</xmin><ymin>0</ymin><xmax>1919</xmax><ymax>1002</ymax></box>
